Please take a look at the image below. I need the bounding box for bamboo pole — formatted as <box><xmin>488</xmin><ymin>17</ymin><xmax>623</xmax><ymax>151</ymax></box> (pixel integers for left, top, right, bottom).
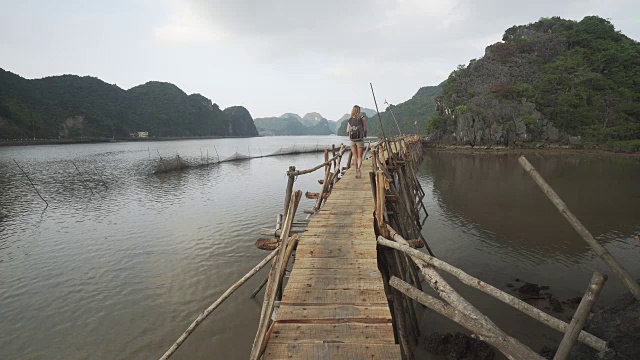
<box><xmin>283</xmin><ymin>166</ymin><xmax>295</xmax><ymax>216</ymax></box>
<box><xmin>71</xmin><ymin>161</ymin><xmax>95</xmax><ymax>196</ymax></box>
<box><xmin>377</xmin><ymin>237</ymin><xmax>607</xmax><ymax>351</ymax></box>
<box><xmin>276</xmin><ymin>234</ymin><xmax>300</xmax><ymax>298</ymax></box>
<box><xmin>250</xmin><ymin>276</ymin><xmax>269</xmax><ymax>298</ymax></box>
<box><xmin>376</xmin><ymin>170</ymin><xmax>389</xmax><ymax>238</ymax></box>
<box><xmin>390</xmin><ymin>277</ymin><xmax>544</xmax><ymax>360</ymax></box>
<box><xmin>553</xmin><ymin>273</ymin><xmax>607</xmax><ymax>360</ymax></box>
<box><xmin>159</xmin><ymin>248</ymin><xmax>280</xmax><ymax>360</ymax></box>
<box><xmin>250</xmin><ymin>191</ymin><xmax>302</xmax><ymax>360</ymax></box>
<box><xmin>313</xmin><ymin>171</ymin><xmax>333</xmax><ymax>211</ymax></box>
<box><xmin>93</xmin><ymin>164</ymin><xmax>108</xmax><ymax>190</ymax></box>
<box><xmin>519</xmin><ymin>155</ymin><xmax>640</xmax><ymax>301</ymax></box>
<box><xmin>157</xmin><ymin>150</ymin><xmax>168</xmax><ymax>171</ymax></box>
<box><xmin>288</xmin><ymin>148</ymin><xmax>345</xmax><ymax>176</ymax></box>
<box><xmin>391</xmin><ymin>283</ymin><xmax>414</xmax><ymax>359</ymax></box>
<box><xmin>13</xmin><ymin>159</ymin><xmax>48</xmax><ymax>208</ymax></box>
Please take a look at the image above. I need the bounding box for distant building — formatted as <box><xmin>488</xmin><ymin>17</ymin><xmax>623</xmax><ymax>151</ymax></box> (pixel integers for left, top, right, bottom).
<box><xmin>129</xmin><ymin>131</ymin><xmax>149</xmax><ymax>138</ymax></box>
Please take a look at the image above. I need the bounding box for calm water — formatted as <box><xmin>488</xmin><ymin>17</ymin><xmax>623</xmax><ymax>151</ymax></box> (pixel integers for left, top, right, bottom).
<box><xmin>415</xmin><ymin>150</ymin><xmax>640</xmax><ymax>358</ymax></box>
<box><xmin>1</xmin><ymin>141</ymin><xmax>639</xmax><ymax>359</ymax></box>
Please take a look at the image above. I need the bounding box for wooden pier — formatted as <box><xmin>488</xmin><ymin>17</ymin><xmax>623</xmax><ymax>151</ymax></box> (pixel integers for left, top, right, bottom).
<box><xmin>262</xmin><ymin>168</ymin><xmax>400</xmax><ymax>359</ymax></box>
<box><xmin>160</xmin><ymin>135</ymin><xmax>615</xmax><ymax>360</ymax></box>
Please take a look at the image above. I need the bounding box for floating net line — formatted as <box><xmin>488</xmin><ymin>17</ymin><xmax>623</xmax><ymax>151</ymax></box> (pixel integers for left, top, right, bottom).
<box><xmin>153</xmin><ymin>144</ymin><xmax>339</xmax><ymax>174</ymax></box>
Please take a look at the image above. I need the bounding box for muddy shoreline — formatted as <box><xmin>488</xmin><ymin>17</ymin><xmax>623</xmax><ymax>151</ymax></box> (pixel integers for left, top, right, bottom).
<box><xmin>423</xmin><ymin>144</ymin><xmax>640</xmax><ymax>158</ymax></box>
<box><xmin>422</xmin><ymin>278</ymin><xmax>640</xmax><ymax>359</ymax></box>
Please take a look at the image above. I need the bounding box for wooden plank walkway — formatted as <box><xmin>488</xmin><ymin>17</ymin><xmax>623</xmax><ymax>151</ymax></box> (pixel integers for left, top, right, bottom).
<box><xmin>262</xmin><ymin>169</ymin><xmax>400</xmax><ymax>359</ymax></box>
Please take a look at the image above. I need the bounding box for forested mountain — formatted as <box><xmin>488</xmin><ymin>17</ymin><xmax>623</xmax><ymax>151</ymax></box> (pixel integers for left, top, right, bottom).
<box><xmin>254</xmin><ymin>115</ymin><xmax>310</xmax><ymax>136</ymax></box>
<box><xmin>337</xmin><ymin>87</ymin><xmax>442</xmax><ymax>136</ymax></box>
<box><xmin>0</xmin><ymin>69</ymin><xmax>258</xmax><ymax>139</ymax></box>
<box><xmin>254</xmin><ymin>112</ymin><xmax>336</xmax><ymax>136</ymax></box>
<box><xmin>428</xmin><ymin>16</ymin><xmax>640</xmax><ymax>149</ymax></box>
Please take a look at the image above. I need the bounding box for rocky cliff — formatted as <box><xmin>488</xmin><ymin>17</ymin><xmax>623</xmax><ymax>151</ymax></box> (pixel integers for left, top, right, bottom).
<box><xmin>223</xmin><ymin>106</ymin><xmax>259</xmax><ymax>137</ymax></box>
<box><xmin>429</xmin><ymin>16</ymin><xmax>640</xmax><ymax>146</ymax></box>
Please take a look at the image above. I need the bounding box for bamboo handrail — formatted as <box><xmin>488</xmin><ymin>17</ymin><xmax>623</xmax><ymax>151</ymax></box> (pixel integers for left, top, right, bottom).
<box><xmin>250</xmin><ymin>191</ymin><xmax>302</xmax><ymax>360</ymax></box>
<box><xmin>376</xmin><ymin>236</ymin><xmax>607</xmax><ymax>352</ymax></box>
<box><xmin>390</xmin><ymin>277</ymin><xmax>544</xmax><ymax>360</ymax></box>
<box><xmin>287</xmin><ymin>145</ymin><xmax>346</xmax><ymax>176</ymax></box>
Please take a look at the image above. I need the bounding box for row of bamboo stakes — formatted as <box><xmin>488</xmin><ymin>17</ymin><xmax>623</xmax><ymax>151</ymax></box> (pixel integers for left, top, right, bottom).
<box><xmin>12</xmin><ymin>159</ymin><xmax>109</xmax><ymax>209</ymax></box>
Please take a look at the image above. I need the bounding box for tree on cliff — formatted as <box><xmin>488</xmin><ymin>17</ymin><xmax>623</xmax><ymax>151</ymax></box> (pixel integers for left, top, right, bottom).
<box><xmin>429</xmin><ymin>16</ymin><xmax>640</xmax><ymax>148</ymax></box>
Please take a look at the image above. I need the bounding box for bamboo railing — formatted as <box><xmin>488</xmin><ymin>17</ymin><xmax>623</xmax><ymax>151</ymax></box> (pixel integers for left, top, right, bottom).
<box><xmin>160</xmin><ymin>143</ymin><xmax>351</xmax><ymax>360</ymax></box>
<box><xmin>370</xmin><ymin>137</ymin><xmax>610</xmax><ymax>359</ymax></box>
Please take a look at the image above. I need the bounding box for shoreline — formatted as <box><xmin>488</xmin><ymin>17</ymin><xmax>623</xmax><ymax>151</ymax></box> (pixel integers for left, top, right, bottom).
<box><xmin>0</xmin><ymin>135</ymin><xmax>258</xmax><ymax>147</ymax></box>
<box><xmin>424</xmin><ymin>144</ymin><xmax>640</xmax><ymax>158</ymax></box>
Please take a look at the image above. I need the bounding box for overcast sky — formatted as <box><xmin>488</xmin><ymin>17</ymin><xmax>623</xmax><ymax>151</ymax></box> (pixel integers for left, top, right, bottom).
<box><xmin>1</xmin><ymin>0</ymin><xmax>638</xmax><ymax>120</ymax></box>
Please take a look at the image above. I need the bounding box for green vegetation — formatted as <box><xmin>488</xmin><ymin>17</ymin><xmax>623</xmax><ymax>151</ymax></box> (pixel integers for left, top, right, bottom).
<box><xmin>337</xmin><ymin>86</ymin><xmax>442</xmax><ymax>137</ymax></box>
<box><xmin>433</xmin><ymin>16</ymin><xmax>640</xmax><ymax>150</ymax></box>
<box><xmin>0</xmin><ymin>69</ymin><xmax>258</xmax><ymax>139</ymax></box>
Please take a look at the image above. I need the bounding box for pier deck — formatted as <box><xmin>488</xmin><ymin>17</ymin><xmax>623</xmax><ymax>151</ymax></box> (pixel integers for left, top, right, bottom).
<box><xmin>262</xmin><ymin>169</ymin><xmax>400</xmax><ymax>359</ymax></box>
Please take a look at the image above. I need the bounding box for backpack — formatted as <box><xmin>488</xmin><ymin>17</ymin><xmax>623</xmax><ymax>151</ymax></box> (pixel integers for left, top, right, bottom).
<box><xmin>349</xmin><ymin>116</ymin><xmax>364</xmax><ymax>140</ymax></box>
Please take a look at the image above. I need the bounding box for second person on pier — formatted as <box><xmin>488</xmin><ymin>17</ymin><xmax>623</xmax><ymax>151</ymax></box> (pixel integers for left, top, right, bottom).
<box><xmin>347</xmin><ymin>105</ymin><xmax>367</xmax><ymax>178</ymax></box>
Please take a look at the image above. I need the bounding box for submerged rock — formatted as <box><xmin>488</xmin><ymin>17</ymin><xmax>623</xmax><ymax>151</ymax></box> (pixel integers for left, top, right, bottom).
<box><xmin>548</xmin><ymin>296</ymin><xmax>564</xmax><ymax>313</ymax></box>
<box><xmin>517</xmin><ymin>282</ymin><xmax>544</xmax><ymax>296</ymax></box>
<box><xmin>424</xmin><ymin>332</ymin><xmax>495</xmax><ymax>360</ymax></box>
<box><xmin>570</xmin><ymin>279</ymin><xmax>640</xmax><ymax>359</ymax></box>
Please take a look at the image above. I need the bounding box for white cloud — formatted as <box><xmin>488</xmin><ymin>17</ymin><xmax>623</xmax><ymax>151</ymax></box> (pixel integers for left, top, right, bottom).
<box><xmin>153</xmin><ymin>0</ymin><xmax>225</xmax><ymax>45</ymax></box>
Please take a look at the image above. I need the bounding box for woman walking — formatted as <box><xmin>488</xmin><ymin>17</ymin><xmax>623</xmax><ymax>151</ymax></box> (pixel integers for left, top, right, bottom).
<box><xmin>347</xmin><ymin>105</ymin><xmax>367</xmax><ymax>178</ymax></box>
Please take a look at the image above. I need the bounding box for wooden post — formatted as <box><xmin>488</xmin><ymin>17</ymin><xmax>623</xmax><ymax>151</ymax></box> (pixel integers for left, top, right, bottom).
<box><xmin>71</xmin><ymin>161</ymin><xmax>95</xmax><ymax>196</ymax></box>
<box><xmin>390</xmin><ymin>277</ymin><xmax>544</xmax><ymax>360</ymax></box>
<box><xmin>519</xmin><ymin>155</ymin><xmax>640</xmax><ymax>301</ymax></box>
<box><xmin>331</xmin><ymin>144</ymin><xmax>337</xmax><ymax>170</ymax></box>
<box><xmin>250</xmin><ymin>191</ymin><xmax>302</xmax><ymax>360</ymax></box>
<box><xmin>323</xmin><ymin>147</ymin><xmax>329</xmax><ymax>176</ymax></box>
<box><xmin>93</xmin><ymin>164</ymin><xmax>109</xmax><ymax>190</ymax></box>
<box><xmin>376</xmin><ymin>170</ymin><xmax>389</xmax><ymax>238</ymax></box>
<box><xmin>553</xmin><ymin>273</ymin><xmax>607</xmax><ymax>360</ymax></box>
<box><xmin>314</xmin><ymin>171</ymin><xmax>333</xmax><ymax>211</ymax></box>
<box><xmin>160</xmin><ymin>248</ymin><xmax>280</xmax><ymax>360</ymax></box>
<box><xmin>283</xmin><ymin>166</ymin><xmax>295</xmax><ymax>216</ymax></box>
<box><xmin>250</xmin><ymin>277</ymin><xmax>269</xmax><ymax>298</ymax></box>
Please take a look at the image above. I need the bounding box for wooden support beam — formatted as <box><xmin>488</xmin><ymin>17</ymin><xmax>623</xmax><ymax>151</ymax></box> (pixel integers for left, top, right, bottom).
<box><xmin>390</xmin><ymin>277</ymin><xmax>544</xmax><ymax>360</ymax></box>
<box><xmin>553</xmin><ymin>273</ymin><xmax>607</xmax><ymax>360</ymax></box>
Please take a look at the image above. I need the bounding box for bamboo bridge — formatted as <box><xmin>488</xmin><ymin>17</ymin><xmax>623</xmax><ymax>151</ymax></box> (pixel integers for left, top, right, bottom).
<box><xmin>160</xmin><ymin>134</ymin><xmax>634</xmax><ymax>360</ymax></box>
<box><xmin>261</xmin><ymin>164</ymin><xmax>399</xmax><ymax>359</ymax></box>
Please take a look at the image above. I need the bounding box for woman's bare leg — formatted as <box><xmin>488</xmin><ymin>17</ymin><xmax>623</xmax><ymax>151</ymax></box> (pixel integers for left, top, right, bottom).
<box><xmin>350</xmin><ymin>143</ymin><xmax>357</xmax><ymax>169</ymax></box>
<box><xmin>356</xmin><ymin>145</ymin><xmax>364</xmax><ymax>171</ymax></box>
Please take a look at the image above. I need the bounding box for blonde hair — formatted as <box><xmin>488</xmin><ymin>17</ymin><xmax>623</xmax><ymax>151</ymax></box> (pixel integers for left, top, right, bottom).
<box><xmin>350</xmin><ymin>105</ymin><xmax>361</xmax><ymax>119</ymax></box>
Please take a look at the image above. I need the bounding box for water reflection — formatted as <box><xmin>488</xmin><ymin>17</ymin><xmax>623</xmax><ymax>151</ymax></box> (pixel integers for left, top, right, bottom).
<box><xmin>0</xmin><ymin>136</ymin><xmax>343</xmax><ymax>360</ymax></box>
<box><xmin>419</xmin><ymin>150</ymin><xmax>640</xmax><ymax>302</ymax></box>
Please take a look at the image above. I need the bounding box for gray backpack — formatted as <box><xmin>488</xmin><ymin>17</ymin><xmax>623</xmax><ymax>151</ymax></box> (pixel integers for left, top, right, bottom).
<box><xmin>349</xmin><ymin>116</ymin><xmax>364</xmax><ymax>140</ymax></box>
